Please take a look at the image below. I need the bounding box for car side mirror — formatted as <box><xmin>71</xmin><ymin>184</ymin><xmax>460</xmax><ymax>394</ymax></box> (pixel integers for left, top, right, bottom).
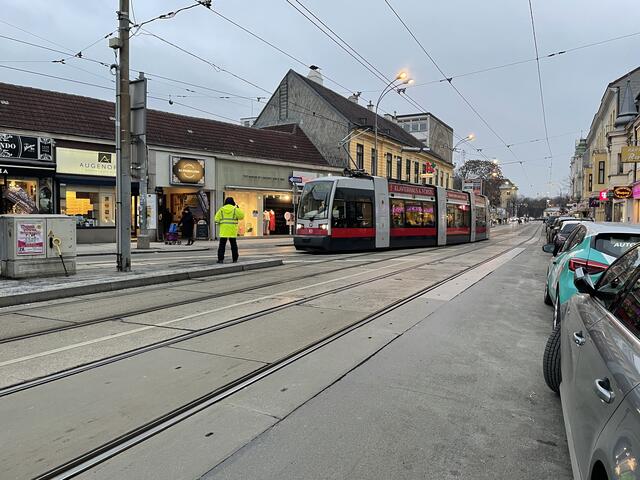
<box><xmin>574</xmin><ymin>267</ymin><xmax>596</xmax><ymax>295</ymax></box>
<box><xmin>542</xmin><ymin>243</ymin><xmax>555</xmax><ymax>254</ymax></box>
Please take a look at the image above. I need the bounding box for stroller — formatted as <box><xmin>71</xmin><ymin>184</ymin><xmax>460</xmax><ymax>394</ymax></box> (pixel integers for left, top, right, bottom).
<box><xmin>164</xmin><ymin>223</ymin><xmax>181</xmax><ymax>245</ymax></box>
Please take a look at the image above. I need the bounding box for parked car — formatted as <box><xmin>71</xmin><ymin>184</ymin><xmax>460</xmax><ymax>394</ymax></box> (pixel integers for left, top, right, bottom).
<box><xmin>542</xmin><ymin>223</ymin><xmax>640</xmax><ymax>328</ymax></box>
<box><xmin>542</xmin><ymin>243</ymin><xmax>640</xmax><ymax>480</ymax></box>
<box><xmin>547</xmin><ymin>216</ymin><xmax>574</xmax><ymax>243</ymax></box>
<box><xmin>552</xmin><ymin>220</ymin><xmax>586</xmax><ymax>254</ymax></box>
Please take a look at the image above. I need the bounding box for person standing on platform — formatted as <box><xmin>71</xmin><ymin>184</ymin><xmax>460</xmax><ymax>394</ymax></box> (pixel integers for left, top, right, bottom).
<box><xmin>179</xmin><ymin>206</ymin><xmax>195</xmax><ymax>246</ymax></box>
<box><xmin>215</xmin><ymin>197</ymin><xmax>244</xmax><ymax>263</ymax></box>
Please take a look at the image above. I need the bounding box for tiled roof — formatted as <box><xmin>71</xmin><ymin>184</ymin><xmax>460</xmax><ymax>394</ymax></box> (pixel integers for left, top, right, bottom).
<box><xmin>291</xmin><ymin>70</ymin><xmax>426</xmax><ymax>150</ymax></box>
<box><xmin>0</xmin><ymin>81</ymin><xmax>329</xmax><ymax>167</ymax></box>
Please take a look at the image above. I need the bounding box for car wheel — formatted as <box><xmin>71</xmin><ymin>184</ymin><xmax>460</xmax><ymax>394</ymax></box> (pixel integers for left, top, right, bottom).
<box><xmin>543</xmin><ymin>324</ymin><xmax>562</xmax><ymax>395</ymax></box>
<box><xmin>544</xmin><ymin>284</ymin><xmax>553</xmax><ymax>306</ymax></box>
<box><xmin>553</xmin><ymin>296</ymin><xmax>561</xmax><ymax>329</ymax></box>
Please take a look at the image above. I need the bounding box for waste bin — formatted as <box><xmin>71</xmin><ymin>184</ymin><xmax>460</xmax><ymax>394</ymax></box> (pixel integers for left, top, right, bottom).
<box><xmin>0</xmin><ymin>215</ymin><xmax>77</xmax><ymax>278</ymax></box>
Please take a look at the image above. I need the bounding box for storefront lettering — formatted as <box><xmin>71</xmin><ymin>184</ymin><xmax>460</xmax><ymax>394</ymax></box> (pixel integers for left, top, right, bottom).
<box><xmin>0</xmin><ymin>133</ymin><xmax>53</xmax><ymax>161</ymax></box>
<box><xmin>171</xmin><ymin>157</ymin><xmax>205</xmax><ymax>185</ymax></box>
<box><xmin>0</xmin><ymin>168</ymin><xmax>8</xmax><ymax>174</ymax></box>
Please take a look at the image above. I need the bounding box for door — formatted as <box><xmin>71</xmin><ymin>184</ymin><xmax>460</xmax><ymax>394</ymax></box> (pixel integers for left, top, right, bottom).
<box><xmin>564</xmin><ymin>282</ymin><xmax>640</xmax><ymax>479</ymax></box>
<box><xmin>373</xmin><ymin>177</ymin><xmax>389</xmax><ymax>248</ymax></box>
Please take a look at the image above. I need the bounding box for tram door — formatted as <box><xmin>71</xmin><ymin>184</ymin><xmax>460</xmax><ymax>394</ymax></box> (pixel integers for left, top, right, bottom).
<box><xmin>469</xmin><ymin>192</ymin><xmax>477</xmax><ymax>242</ymax></box>
<box><xmin>373</xmin><ymin>177</ymin><xmax>389</xmax><ymax>248</ymax></box>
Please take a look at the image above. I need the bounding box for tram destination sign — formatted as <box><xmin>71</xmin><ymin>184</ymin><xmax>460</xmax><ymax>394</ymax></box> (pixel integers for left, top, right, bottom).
<box><xmin>388</xmin><ymin>183</ymin><xmax>435</xmax><ymax>197</ymax></box>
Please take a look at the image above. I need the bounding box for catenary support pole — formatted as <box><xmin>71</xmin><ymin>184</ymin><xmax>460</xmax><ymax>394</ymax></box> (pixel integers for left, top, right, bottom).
<box><xmin>116</xmin><ymin>0</ymin><xmax>132</xmax><ymax>271</ymax></box>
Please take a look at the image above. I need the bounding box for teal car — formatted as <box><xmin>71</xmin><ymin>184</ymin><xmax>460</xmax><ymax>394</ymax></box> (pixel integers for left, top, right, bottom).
<box><xmin>543</xmin><ymin>222</ymin><xmax>640</xmax><ymax>328</ymax></box>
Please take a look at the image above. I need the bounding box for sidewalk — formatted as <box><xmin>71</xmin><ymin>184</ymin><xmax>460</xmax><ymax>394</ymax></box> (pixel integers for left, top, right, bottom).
<box><xmin>77</xmin><ymin>236</ymin><xmax>293</xmax><ymax>256</ymax></box>
<box><xmin>0</xmin><ymin>257</ymin><xmax>283</xmax><ymax>308</ymax></box>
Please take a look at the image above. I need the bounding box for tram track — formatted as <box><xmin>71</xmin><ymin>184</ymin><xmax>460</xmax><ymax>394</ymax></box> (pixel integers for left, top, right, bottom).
<box><xmin>0</xmin><ymin>227</ymin><xmax>519</xmax><ymax>345</ymax></box>
<box><xmin>0</xmin><ymin>226</ymin><xmax>536</xmax><ymax>399</ymax></box>
<box><xmin>31</xmin><ymin>224</ymin><xmax>541</xmax><ymax>480</ymax></box>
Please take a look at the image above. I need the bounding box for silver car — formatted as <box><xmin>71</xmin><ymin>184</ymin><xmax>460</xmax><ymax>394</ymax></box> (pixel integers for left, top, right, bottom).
<box><xmin>543</xmin><ymin>243</ymin><xmax>640</xmax><ymax>480</ymax></box>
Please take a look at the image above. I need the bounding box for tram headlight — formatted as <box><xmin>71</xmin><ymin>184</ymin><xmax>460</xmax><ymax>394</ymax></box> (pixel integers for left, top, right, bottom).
<box><xmin>297</xmin><ymin>223</ymin><xmax>303</xmax><ymax>230</ymax></box>
<box><xmin>320</xmin><ymin>224</ymin><xmax>328</xmax><ymax>230</ymax></box>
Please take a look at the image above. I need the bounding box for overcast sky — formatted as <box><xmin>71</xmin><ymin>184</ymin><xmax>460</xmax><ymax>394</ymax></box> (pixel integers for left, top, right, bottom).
<box><xmin>2</xmin><ymin>0</ymin><xmax>639</xmax><ymax>196</ymax></box>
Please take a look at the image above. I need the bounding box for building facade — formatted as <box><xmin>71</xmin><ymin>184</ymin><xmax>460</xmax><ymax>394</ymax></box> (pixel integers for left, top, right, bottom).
<box><xmin>253</xmin><ymin>69</ymin><xmax>454</xmax><ymax>188</ymax></box>
<box><xmin>574</xmin><ymin>67</ymin><xmax>640</xmax><ymax>221</ymax></box>
<box><xmin>0</xmin><ymin>82</ymin><xmax>338</xmax><ymax>242</ymax></box>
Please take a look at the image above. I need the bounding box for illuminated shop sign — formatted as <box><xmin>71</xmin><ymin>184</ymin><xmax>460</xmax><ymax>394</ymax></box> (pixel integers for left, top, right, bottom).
<box><xmin>171</xmin><ymin>157</ymin><xmax>205</xmax><ymax>185</ymax></box>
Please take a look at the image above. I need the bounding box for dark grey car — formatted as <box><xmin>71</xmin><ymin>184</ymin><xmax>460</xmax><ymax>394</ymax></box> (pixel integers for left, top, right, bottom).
<box><xmin>543</xmin><ymin>243</ymin><xmax>640</xmax><ymax>480</ymax></box>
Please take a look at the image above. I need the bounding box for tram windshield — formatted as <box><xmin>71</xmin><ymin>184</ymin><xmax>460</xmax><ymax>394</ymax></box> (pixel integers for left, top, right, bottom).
<box><xmin>298</xmin><ymin>181</ymin><xmax>333</xmax><ymax>220</ymax></box>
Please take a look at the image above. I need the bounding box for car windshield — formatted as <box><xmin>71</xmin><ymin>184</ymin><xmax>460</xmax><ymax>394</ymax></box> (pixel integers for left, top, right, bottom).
<box><xmin>298</xmin><ymin>181</ymin><xmax>333</xmax><ymax>220</ymax></box>
<box><xmin>594</xmin><ymin>233</ymin><xmax>640</xmax><ymax>258</ymax></box>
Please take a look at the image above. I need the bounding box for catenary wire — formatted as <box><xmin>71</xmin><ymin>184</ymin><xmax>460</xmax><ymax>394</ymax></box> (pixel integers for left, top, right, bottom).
<box><xmin>527</xmin><ymin>0</ymin><xmax>554</xmax><ymax>183</ymax></box>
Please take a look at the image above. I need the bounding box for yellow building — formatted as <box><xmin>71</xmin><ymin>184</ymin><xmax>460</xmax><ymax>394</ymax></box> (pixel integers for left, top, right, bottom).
<box><xmin>347</xmin><ymin>128</ymin><xmax>453</xmax><ymax>187</ymax></box>
<box><xmin>499</xmin><ymin>180</ymin><xmax>518</xmax><ymax>215</ymax></box>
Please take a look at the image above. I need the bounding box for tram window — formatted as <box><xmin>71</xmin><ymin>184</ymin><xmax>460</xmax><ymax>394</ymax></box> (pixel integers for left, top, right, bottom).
<box><xmin>332</xmin><ymin>188</ymin><xmax>374</xmax><ymax>228</ymax></box>
<box><xmin>447</xmin><ymin>203</ymin><xmax>470</xmax><ymax>228</ymax></box>
<box><xmin>422</xmin><ymin>201</ymin><xmax>436</xmax><ymax>227</ymax></box>
<box><xmin>475</xmin><ymin>206</ymin><xmax>486</xmax><ymax>227</ymax></box>
<box><xmin>405</xmin><ymin>201</ymin><xmax>423</xmax><ymax>226</ymax></box>
<box><xmin>391</xmin><ymin>199</ymin><xmax>405</xmax><ymax>227</ymax></box>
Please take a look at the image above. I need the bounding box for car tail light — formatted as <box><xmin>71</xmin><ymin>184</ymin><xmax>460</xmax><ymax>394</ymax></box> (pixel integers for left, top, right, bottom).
<box><xmin>568</xmin><ymin>258</ymin><xmax>608</xmax><ymax>274</ymax></box>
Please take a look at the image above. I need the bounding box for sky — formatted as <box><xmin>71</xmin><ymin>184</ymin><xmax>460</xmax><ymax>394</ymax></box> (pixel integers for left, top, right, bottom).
<box><xmin>1</xmin><ymin>0</ymin><xmax>639</xmax><ymax>197</ymax></box>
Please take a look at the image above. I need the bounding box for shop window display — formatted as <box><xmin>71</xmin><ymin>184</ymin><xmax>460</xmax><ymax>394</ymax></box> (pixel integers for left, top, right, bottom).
<box><xmin>1</xmin><ymin>178</ymin><xmax>39</xmax><ymax>214</ymax></box>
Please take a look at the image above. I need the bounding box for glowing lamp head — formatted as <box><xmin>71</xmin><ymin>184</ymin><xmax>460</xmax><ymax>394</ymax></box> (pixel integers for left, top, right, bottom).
<box><xmin>396</xmin><ymin>71</ymin><xmax>408</xmax><ymax>80</ymax></box>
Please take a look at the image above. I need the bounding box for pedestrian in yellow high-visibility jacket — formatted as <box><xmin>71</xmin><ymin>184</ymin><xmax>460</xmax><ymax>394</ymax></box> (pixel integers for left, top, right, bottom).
<box><xmin>215</xmin><ymin>197</ymin><xmax>244</xmax><ymax>263</ymax></box>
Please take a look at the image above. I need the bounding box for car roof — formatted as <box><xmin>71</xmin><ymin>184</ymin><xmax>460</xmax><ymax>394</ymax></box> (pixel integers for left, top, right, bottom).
<box><xmin>582</xmin><ymin>222</ymin><xmax>640</xmax><ymax>235</ymax></box>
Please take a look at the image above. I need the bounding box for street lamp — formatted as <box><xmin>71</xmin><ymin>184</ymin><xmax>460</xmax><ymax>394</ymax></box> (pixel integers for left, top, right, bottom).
<box><xmin>453</xmin><ymin>133</ymin><xmax>475</xmax><ymax>152</ymax></box>
<box><xmin>374</xmin><ymin>71</ymin><xmax>413</xmax><ymax>174</ymax></box>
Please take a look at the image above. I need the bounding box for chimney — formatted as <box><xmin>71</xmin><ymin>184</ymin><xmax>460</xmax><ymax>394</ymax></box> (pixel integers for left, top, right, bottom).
<box><xmin>367</xmin><ymin>100</ymin><xmax>374</xmax><ymax>111</ymax></box>
<box><xmin>348</xmin><ymin>91</ymin><xmax>361</xmax><ymax>104</ymax></box>
<box><xmin>307</xmin><ymin>65</ymin><xmax>323</xmax><ymax>85</ymax></box>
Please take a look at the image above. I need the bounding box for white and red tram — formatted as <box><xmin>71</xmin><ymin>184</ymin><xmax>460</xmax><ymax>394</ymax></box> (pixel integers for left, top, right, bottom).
<box><xmin>294</xmin><ymin>175</ymin><xmax>489</xmax><ymax>251</ymax></box>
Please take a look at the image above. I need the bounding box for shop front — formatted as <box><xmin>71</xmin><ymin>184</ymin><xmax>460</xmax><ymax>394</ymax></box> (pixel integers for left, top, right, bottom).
<box><xmin>151</xmin><ymin>151</ymin><xmax>214</xmax><ymax>240</ymax></box>
<box><xmin>56</xmin><ymin>146</ymin><xmax>138</xmax><ymax>243</ymax></box>
<box><xmin>0</xmin><ymin>133</ymin><xmax>55</xmax><ymax>215</ymax></box>
<box><xmin>215</xmin><ymin>160</ymin><xmax>331</xmax><ymax>237</ymax></box>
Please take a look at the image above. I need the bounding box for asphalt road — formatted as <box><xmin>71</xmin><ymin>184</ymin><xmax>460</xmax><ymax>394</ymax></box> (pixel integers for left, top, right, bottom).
<box><xmin>0</xmin><ymin>223</ymin><xmax>569</xmax><ymax>479</ymax></box>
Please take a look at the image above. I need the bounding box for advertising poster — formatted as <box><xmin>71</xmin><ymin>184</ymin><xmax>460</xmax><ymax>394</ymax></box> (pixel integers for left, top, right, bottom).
<box><xmin>16</xmin><ymin>221</ymin><xmax>45</xmax><ymax>255</ymax></box>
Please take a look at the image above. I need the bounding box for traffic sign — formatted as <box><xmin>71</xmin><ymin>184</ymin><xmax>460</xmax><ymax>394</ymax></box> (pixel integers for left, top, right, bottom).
<box><xmin>289</xmin><ymin>176</ymin><xmax>303</xmax><ymax>184</ymax></box>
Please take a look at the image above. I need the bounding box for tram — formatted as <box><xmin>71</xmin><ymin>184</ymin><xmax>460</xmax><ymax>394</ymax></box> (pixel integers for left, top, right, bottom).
<box><xmin>294</xmin><ymin>174</ymin><xmax>489</xmax><ymax>252</ymax></box>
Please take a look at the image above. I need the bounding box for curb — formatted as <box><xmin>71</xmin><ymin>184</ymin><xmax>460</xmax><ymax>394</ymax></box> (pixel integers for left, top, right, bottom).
<box><xmin>0</xmin><ymin>259</ymin><xmax>283</xmax><ymax>308</ymax></box>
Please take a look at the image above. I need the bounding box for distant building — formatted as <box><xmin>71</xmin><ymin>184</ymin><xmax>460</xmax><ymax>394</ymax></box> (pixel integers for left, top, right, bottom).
<box><xmin>240</xmin><ymin>116</ymin><xmax>257</xmax><ymax>127</ymax></box>
<box><xmin>499</xmin><ymin>179</ymin><xmax>518</xmax><ymax>215</ymax></box>
<box><xmin>385</xmin><ymin>113</ymin><xmax>454</xmax><ymax>164</ymax></box>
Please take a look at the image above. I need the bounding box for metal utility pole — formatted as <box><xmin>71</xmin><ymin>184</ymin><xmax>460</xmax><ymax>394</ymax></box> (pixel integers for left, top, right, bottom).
<box><xmin>130</xmin><ymin>72</ymin><xmax>148</xmax><ymax>248</ymax></box>
<box><xmin>114</xmin><ymin>0</ymin><xmax>132</xmax><ymax>271</ymax></box>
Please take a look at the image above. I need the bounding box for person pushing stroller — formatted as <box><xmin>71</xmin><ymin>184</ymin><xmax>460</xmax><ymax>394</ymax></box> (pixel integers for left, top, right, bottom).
<box><xmin>215</xmin><ymin>197</ymin><xmax>244</xmax><ymax>263</ymax></box>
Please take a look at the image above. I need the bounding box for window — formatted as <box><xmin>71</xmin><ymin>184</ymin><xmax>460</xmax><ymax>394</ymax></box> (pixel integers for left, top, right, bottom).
<box><xmin>356</xmin><ymin>143</ymin><xmax>364</xmax><ymax>170</ymax></box>
<box><xmin>331</xmin><ymin>188</ymin><xmax>374</xmax><ymax>228</ymax></box>
<box><xmin>414</xmin><ymin>162</ymin><xmax>419</xmax><ymax>184</ymax></box>
<box><xmin>594</xmin><ymin>234</ymin><xmax>640</xmax><ymax>258</ymax></box>
<box><xmin>618</xmin><ymin>153</ymin><xmax>624</xmax><ymax>174</ymax></box>
<box><xmin>386</xmin><ymin>153</ymin><xmax>393</xmax><ymax>178</ymax></box>
<box><xmin>405</xmin><ymin>158</ymin><xmax>411</xmax><ymax>180</ymax></box>
<box><xmin>402</xmin><ymin>124</ymin><xmax>410</xmax><ymax>132</ymax></box>
<box><xmin>390</xmin><ymin>199</ymin><xmax>435</xmax><ymax>228</ymax></box>
<box><xmin>597</xmin><ymin>245</ymin><xmax>640</xmax><ymax>306</ymax></box>
<box><xmin>434</xmin><ymin>168</ymin><xmax>439</xmax><ymax>186</ymax></box>
<box><xmin>298</xmin><ymin>181</ymin><xmax>333</xmax><ymax>220</ymax></box>
<box><xmin>411</xmin><ymin>123</ymin><xmax>420</xmax><ymax>132</ymax></box>
<box><xmin>391</xmin><ymin>199</ymin><xmax>405</xmax><ymax>227</ymax></box>
<box><xmin>562</xmin><ymin>226</ymin><xmax>586</xmax><ymax>252</ymax></box>
<box><xmin>598</xmin><ymin>160</ymin><xmax>605</xmax><ymax>183</ymax></box>
<box><xmin>371</xmin><ymin>148</ymin><xmax>377</xmax><ymax>176</ymax></box>
<box><xmin>475</xmin><ymin>206</ymin><xmax>486</xmax><ymax>229</ymax></box>
<box><xmin>418</xmin><ymin>122</ymin><xmax>427</xmax><ymax>131</ymax></box>
<box><xmin>446</xmin><ymin>203</ymin><xmax>470</xmax><ymax>229</ymax></box>
<box><xmin>612</xmin><ymin>275</ymin><xmax>640</xmax><ymax>339</ymax></box>
<box><xmin>446</xmin><ymin>173</ymin><xmax>450</xmax><ymax>188</ymax></box>
<box><xmin>588</xmin><ymin>174</ymin><xmax>593</xmax><ymax>191</ymax></box>
<box><xmin>396</xmin><ymin>156</ymin><xmax>402</xmax><ymax>180</ymax></box>
<box><xmin>440</xmin><ymin>172</ymin><xmax>444</xmax><ymax>186</ymax></box>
